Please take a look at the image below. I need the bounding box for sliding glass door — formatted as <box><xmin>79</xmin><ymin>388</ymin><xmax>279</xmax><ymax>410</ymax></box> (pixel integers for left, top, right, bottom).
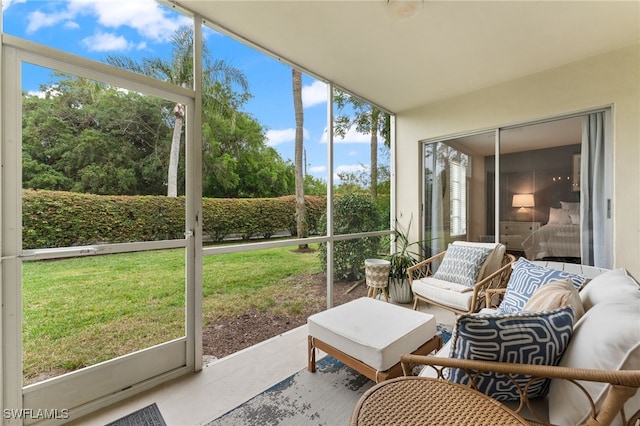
<box><xmin>422</xmin><ymin>133</ymin><xmax>490</xmax><ymax>257</ymax></box>
<box><xmin>422</xmin><ymin>111</ymin><xmax>613</xmax><ymax>268</ymax></box>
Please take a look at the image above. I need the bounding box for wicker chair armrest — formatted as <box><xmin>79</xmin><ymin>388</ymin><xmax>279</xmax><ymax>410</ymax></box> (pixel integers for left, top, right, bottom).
<box><xmin>485</xmin><ymin>288</ymin><xmax>507</xmax><ymax>309</ymax></box>
<box><xmin>466</xmin><ymin>253</ymin><xmax>514</xmax><ymax>312</ymax></box>
<box><xmin>401</xmin><ymin>354</ymin><xmax>640</xmax><ymax>426</ymax></box>
<box><xmin>471</xmin><ymin>259</ymin><xmax>514</xmax><ymax>294</ymax></box>
<box><xmin>407</xmin><ymin>251</ymin><xmax>446</xmax><ymax>282</ymax></box>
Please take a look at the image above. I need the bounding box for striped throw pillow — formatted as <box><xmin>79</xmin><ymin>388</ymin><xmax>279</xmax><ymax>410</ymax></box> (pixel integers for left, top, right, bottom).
<box><xmin>433</xmin><ymin>245</ymin><xmax>493</xmax><ymax>287</ymax></box>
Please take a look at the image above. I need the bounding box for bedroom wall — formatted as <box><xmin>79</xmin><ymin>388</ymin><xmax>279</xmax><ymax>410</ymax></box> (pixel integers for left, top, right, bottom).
<box><xmin>395</xmin><ymin>44</ymin><xmax>640</xmax><ymax>276</ymax></box>
<box><xmin>485</xmin><ymin>144</ymin><xmax>581</xmax><ymax>233</ymax></box>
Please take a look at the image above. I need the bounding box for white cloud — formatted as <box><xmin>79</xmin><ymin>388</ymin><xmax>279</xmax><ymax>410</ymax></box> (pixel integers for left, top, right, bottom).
<box><xmin>72</xmin><ymin>0</ymin><xmax>189</xmax><ymax>43</ymax></box>
<box><xmin>2</xmin><ymin>0</ymin><xmax>26</xmax><ymax>11</ymax></box>
<box><xmin>302</xmin><ymin>80</ymin><xmax>327</xmax><ymax>108</ymax></box>
<box><xmin>63</xmin><ymin>21</ymin><xmax>80</xmax><ymax>30</ymax></box>
<box><xmin>320</xmin><ymin>125</ymin><xmax>371</xmax><ymax>144</ymax></box>
<box><xmin>348</xmin><ymin>150</ymin><xmax>359</xmax><ymax>157</ymax></box>
<box><xmin>26</xmin><ymin>90</ymin><xmax>46</xmax><ymax>99</ymax></box>
<box><xmin>27</xmin><ymin>87</ymin><xmax>62</xmax><ymax>99</ymax></box>
<box><xmin>26</xmin><ymin>0</ymin><xmax>190</xmax><ymax>44</ymax></box>
<box><xmin>308</xmin><ymin>165</ymin><xmax>326</xmax><ymax>174</ymax></box>
<box><xmin>336</xmin><ymin>164</ymin><xmax>369</xmax><ymax>175</ymax></box>
<box><xmin>266</xmin><ymin>128</ymin><xmax>309</xmax><ymax>146</ymax></box>
<box><xmin>82</xmin><ymin>32</ymin><xmax>130</xmax><ymax>52</ymax></box>
<box><xmin>81</xmin><ymin>31</ymin><xmax>148</xmax><ymax>52</ymax></box>
<box><xmin>27</xmin><ymin>9</ymin><xmax>74</xmax><ymax>33</ymax></box>
<box><xmin>333</xmin><ymin>164</ymin><xmax>370</xmax><ymax>182</ymax></box>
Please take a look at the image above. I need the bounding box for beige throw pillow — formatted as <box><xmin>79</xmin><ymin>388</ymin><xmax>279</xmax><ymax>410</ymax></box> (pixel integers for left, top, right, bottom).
<box><xmin>523</xmin><ymin>278</ymin><xmax>585</xmax><ymax>323</ymax></box>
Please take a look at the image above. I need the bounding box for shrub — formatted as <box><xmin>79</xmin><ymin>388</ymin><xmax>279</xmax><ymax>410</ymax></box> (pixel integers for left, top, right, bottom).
<box><xmin>317</xmin><ymin>194</ymin><xmax>383</xmax><ymax>281</ymax></box>
<box><xmin>22</xmin><ymin>190</ymin><xmax>327</xmax><ymax>249</ymax></box>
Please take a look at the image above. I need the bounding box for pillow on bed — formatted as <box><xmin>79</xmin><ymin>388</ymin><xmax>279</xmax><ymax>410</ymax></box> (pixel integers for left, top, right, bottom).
<box><xmin>560</xmin><ymin>201</ymin><xmax>580</xmax><ymax>211</ymax></box>
<box><xmin>548</xmin><ymin>207</ymin><xmax>572</xmax><ymax>225</ymax></box>
<box><xmin>569</xmin><ymin>212</ymin><xmax>580</xmax><ymax>225</ymax></box>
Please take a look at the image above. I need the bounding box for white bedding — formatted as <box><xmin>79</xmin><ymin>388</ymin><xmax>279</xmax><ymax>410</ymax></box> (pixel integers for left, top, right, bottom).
<box><xmin>522</xmin><ymin>223</ymin><xmax>581</xmax><ymax>260</ymax></box>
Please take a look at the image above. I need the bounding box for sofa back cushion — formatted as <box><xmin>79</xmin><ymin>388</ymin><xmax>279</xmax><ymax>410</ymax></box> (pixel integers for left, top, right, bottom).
<box><xmin>548</xmin><ymin>268</ymin><xmax>640</xmax><ymax>426</ymax></box>
<box><xmin>498</xmin><ymin>258</ymin><xmax>585</xmax><ymax>314</ymax></box>
<box><xmin>579</xmin><ymin>268</ymin><xmax>640</xmax><ymax>310</ymax></box>
<box><xmin>448</xmin><ymin>307</ymin><xmax>574</xmax><ymax>401</ymax></box>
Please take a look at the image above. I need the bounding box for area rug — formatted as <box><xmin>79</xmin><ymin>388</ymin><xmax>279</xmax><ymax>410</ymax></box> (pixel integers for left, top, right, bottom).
<box><xmin>207</xmin><ymin>323</ymin><xmax>453</xmax><ymax>426</ymax></box>
<box><xmin>105</xmin><ymin>403</ymin><xmax>166</xmax><ymax>426</ymax></box>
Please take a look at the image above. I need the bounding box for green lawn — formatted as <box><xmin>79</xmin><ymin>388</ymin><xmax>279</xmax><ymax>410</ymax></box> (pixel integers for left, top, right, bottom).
<box><xmin>22</xmin><ymin>245</ymin><xmax>322</xmax><ymax>381</ymax></box>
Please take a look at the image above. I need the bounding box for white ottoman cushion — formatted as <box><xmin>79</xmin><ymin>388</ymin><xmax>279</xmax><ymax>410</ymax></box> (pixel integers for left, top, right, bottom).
<box><xmin>307</xmin><ymin>297</ymin><xmax>436</xmax><ymax>372</ymax></box>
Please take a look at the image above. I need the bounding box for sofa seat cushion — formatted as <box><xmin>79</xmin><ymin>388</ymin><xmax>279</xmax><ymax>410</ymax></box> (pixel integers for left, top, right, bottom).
<box><xmin>412</xmin><ymin>276</ymin><xmax>475</xmax><ymax>312</ymax></box>
<box><xmin>447</xmin><ymin>307</ymin><xmax>575</xmax><ymax>401</ymax></box>
<box><xmin>433</xmin><ymin>244</ymin><xmax>493</xmax><ymax>287</ymax></box>
<box><xmin>307</xmin><ymin>297</ymin><xmax>437</xmax><ymax>372</ymax></box>
<box><xmin>498</xmin><ymin>258</ymin><xmax>586</xmax><ymax>314</ymax></box>
<box><xmin>548</xmin><ymin>269</ymin><xmax>640</xmax><ymax>426</ymax></box>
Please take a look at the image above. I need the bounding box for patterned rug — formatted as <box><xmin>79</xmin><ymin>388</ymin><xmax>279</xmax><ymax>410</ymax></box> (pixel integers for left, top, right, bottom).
<box><xmin>207</xmin><ymin>323</ymin><xmax>453</xmax><ymax>426</ymax></box>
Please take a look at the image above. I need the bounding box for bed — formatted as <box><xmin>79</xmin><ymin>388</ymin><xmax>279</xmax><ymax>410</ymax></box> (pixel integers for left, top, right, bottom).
<box><xmin>521</xmin><ymin>203</ymin><xmax>581</xmax><ymax>260</ymax></box>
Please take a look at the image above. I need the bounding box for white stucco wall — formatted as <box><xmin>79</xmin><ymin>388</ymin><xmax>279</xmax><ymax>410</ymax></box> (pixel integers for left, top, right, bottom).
<box><xmin>395</xmin><ymin>44</ymin><xmax>640</xmax><ymax>277</ymax></box>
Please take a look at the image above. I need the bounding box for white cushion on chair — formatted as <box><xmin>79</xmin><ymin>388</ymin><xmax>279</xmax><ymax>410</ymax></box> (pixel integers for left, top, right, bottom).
<box><xmin>412</xmin><ymin>276</ymin><xmax>475</xmax><ymax>312</ymax></box>
<box><xmin>307</xmin><ymin>297</ymin><xmax>437</xmax><ymax>372</ymax></box>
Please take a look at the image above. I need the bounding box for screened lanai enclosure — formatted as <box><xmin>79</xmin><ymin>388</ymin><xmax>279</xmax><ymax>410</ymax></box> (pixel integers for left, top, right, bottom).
<box><xmin>1</xmin><ymin>1</ymin><xmax>636</xmax><ymax>424</ymax></box>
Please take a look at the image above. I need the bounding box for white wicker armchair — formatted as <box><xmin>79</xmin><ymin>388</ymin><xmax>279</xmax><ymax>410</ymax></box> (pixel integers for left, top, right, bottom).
<box><xmin>408</xmin><ymin>242</ymin><xmax>515</xmax><ymax>315</ymax></box>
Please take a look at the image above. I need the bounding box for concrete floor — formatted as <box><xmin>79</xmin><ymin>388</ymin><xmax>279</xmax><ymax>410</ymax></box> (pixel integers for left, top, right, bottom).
<box><xmin>67</xmin><ymin>301</ymin><xmax>456</xmax><ymax>426</ymax></box>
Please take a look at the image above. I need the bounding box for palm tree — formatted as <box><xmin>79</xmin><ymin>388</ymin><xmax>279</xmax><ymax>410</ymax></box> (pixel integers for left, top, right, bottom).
<box><xmin>334</xmin><ymin>91</ymin><xmax>390</xmax><ymax>199</ymax></box>
<box><xmin>107</xmin><ymin>25</ymin><xmax>249</xmax><ymax>197</ymax></box>
<box><xmin>292</xmin><ymin>68</ymin><xmax>307</xmax><ymax>247</ymax></box>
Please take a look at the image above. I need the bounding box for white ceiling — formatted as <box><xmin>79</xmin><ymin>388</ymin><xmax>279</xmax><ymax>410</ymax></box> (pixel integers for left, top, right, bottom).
<box><xmin>169</xmin><ymin>0</ymin><xmax>639</xmax><ymax>114</ymax></box>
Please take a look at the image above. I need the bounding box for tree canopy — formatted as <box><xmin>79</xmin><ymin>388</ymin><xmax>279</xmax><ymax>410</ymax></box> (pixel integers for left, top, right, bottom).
<box><xmin>22</xmin><ymin>28</ymin><xmax>296</xmax><ymax>199</ymax></box>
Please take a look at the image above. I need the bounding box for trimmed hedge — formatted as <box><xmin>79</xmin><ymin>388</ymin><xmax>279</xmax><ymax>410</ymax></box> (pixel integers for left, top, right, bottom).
<box><xmin>317</xmin><ymin>194</ymin><xmax>384</xmax><ymax>281</ymax></box>
<box><xmin>22</xmin><ymin>190</ymin><xmax>326</xmax><ymax>249</ymax></box>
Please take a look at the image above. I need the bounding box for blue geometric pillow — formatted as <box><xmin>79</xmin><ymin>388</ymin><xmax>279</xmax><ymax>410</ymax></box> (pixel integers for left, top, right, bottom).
<box><xmin>498</xmin><ymin>258</ymin><xmax>586</xmax><ymax>314</ymax></box>
<box><xmin>448</xmin><ymin>307</ymin><xmax>574</xmax><ymax>401</ymax></box>
<box><xmin>433</xmin><ymin>244</ymin><xmax>493</xmax><ymax>287</ymax></box>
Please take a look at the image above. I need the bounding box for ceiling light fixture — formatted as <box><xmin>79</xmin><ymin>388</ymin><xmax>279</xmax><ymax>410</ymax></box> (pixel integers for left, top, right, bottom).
<box><xmin>387</xmin><ymin>0</ymin><xmax>424</xmax><ymax>20</ymax></box>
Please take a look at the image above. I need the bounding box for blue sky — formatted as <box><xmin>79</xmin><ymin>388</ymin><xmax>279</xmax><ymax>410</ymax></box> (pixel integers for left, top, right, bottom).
<box><xmin>2</xmin><ymin>0</ymin><xmax>382</xmax><ymax>183</ymax></box>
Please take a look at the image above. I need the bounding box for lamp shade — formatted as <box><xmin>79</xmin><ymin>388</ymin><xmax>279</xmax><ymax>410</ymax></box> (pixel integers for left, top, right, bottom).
<box><xmin>512</xmin><ymin>193</ymin><xmax>535</xmax><ymax>208</ymax></box>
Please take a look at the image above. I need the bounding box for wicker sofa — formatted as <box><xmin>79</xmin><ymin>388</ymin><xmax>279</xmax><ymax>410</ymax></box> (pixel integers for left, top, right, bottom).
<box><xmin>401</xmin><ymin>260</ymin><xmax>640</xmax><ymax>425</ymax></box>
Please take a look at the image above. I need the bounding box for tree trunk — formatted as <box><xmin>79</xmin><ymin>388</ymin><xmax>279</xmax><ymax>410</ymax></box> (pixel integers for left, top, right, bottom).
<box><xmin>292</xmin><ymin>69</ymin><xmax>308</xmax><ymax>249</ymax></box>
<box><xmin>370</xmin><ymin>108</ymin><xmax>379</xmax><ymax>199</ymax></box>
<box><xmin>167</xmin><ymin>103</ymin><xmax>184</xmax><ymax>197</ymax></box>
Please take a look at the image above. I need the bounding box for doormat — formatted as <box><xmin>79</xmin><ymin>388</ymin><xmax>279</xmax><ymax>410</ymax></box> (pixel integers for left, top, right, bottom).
<box><xmin>105</xmin><ymin>403</ymin><xmax>166</xmax><ymax>426</ymax></box>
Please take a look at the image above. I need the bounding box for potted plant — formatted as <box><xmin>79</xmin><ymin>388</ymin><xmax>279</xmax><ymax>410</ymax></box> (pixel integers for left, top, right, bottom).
<box><xmin>385</xmin><ymin>220</ymin><xmax>424</xmax><ymax>304</ymax></box>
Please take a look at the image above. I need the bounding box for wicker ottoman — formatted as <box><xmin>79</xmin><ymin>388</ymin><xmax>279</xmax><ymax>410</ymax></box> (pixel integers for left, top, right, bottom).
<box><xmin>307</xmin><ymin>297</ymin><xmax>441</xmax><ymax>383</ymax></box>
